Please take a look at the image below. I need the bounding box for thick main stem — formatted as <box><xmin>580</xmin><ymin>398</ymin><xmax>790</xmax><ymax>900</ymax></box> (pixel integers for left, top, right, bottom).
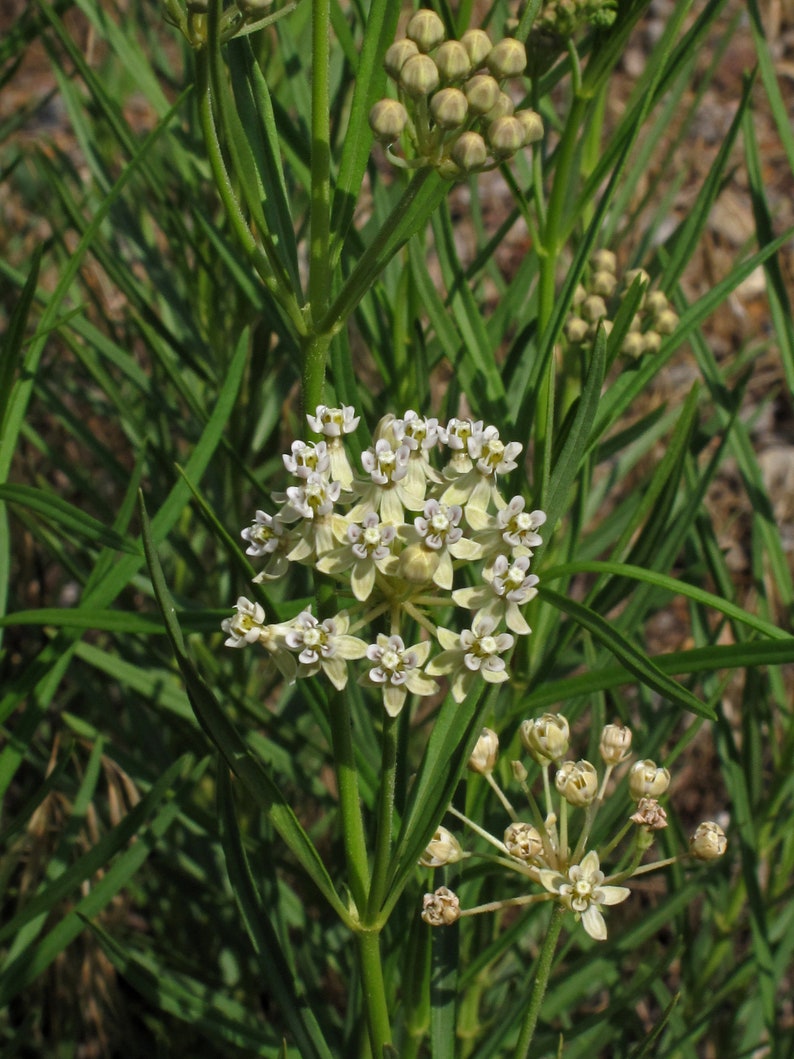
<box><xmin>357</xmin><ymin>929</ymin><xmax>393</xmax><ymax>1057</ymax></box>
<box><xmin>513</xmin><ymin>904</ymin><xmax>564</xmax><ymax>1059</ymax></box>
<box><xmin>366</xmin><ymin>714</ymin><xmax>399</xmax><ymax>923</ymax></box>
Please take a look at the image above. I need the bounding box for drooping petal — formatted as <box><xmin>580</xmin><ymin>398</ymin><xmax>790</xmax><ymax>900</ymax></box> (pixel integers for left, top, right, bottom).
<box><xmin>581</xmin><ymin>904</ymin><xmax>608</xmax><ymax>941</ymax></box>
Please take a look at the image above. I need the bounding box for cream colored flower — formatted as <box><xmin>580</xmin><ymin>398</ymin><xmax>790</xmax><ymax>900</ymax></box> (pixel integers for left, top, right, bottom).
<box><xmin>316</xmin><ymin>513</ymin><xmax>399</xmax><ymax>601</ymax></box>
<box><xmin>361</xmin><ymin>633</ymin><xmax>438</xmax><ymax>716</ymax></box>
<box><xmin>453</xmin><ymin>554</ymin><xmax>538</xmax><ymax>634</ymax></box>
<box><xmin>539</xmin><ymin>851</ymin><xmax>630</xmax><ymax>940</ymax></box>
<box><xmin>426</xmin><ymin>617</ymin><xmax>514</xmax><ymax>703</ymax></box>
<box><xmin>475</xmin><ymin>496</ymin><xmax>546</xmax><ymax>554</ymax></box>
<box><xmin>420</xmin><ymin>826</ymin><xmax>465</xmax><ymax>867</ymax></box>
<box><xmin>221</xmin><ymin>596</ymin><xmax>267</xmax><ymax>648</ymax></box>
<box><xmin>400</xmin><ymin>500</ymin><xmax>483</xmax><ymax>590</ymax></box>
<box><xmin>284</xmin><ymin>609</ymin><xmax>367</xmax><ymax>690</ymax></box>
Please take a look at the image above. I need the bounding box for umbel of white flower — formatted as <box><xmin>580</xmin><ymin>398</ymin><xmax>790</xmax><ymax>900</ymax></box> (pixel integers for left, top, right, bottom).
<box><xmin>421</xmin><ymin>718</ymin><xmax>728</xmax><ymax>943</ymax></box>
<box><xmin>221</xmin><ymin>407</ymin><xmax>547</xmax><ymax>715</ymax></box>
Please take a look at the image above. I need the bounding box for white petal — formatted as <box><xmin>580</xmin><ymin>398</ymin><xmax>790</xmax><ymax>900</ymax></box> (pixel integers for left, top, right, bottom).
<box><xmin>597</xmin><ymin>885</ymin><xmax>631</xmax><ymax>906</ymax></box>
<box><xmin>581</xmin><ymin>905</ymin><xmax>607</xmax><ymax>941</ymax></box>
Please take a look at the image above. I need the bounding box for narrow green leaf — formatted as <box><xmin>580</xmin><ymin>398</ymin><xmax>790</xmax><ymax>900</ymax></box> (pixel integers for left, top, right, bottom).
<box><xmin>0</xmin><ymin>483</ymin><xmax>141</xmax><ymax>555</ymax></box>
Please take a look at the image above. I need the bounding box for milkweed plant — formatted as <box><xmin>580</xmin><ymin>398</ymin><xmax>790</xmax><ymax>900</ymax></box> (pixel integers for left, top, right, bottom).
<box><xmin>3</xmin><ymin>0</ymin><xmax>793</xmax><ymax>1056</ymax></box>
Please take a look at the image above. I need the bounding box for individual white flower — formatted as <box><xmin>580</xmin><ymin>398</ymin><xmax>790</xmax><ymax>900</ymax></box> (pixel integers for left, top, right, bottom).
<box><xmin>393</xmin><ymin>411</ymin><xmax>443</xmax><ymax>496</ymax></box>
<box><xmin>277</xmin><ymin>472</ymin><xmax>344</xmax><ymax>559</ymax></box>
<box><xmin>350</xmin><ymin>440</ymin><xmax>424</xmax><ymax>524</ymax></box>
<box><xmin>283</xmin><ymin>439</ymin><xmax>330</xmax><ymax>479</ymax></box>
<box><xmin>555</xmin><ymin>759</ymin><xmax>599</xmax><ymax>807</ymax></box>
<box><xmin>475</xmin><ymin>496</ymin><xmax>546</xmax><ymax>555</ymax></box>
<box><xmin>221</xmin><ymin>596</ymin><xmax>267</xmax><ymax>648</ymax></box>
<box><xmin>628</xmin><ymin>760</ymin><xmax>670</xmax><ymax>800</ymax></box>
<box><xmin>306</xmin><ymin>405</ymin><xmax>359</xmax><ymax>488</ymax></box>
<box><xmin>426</xmin><ymin>617</ymin><xmax>514</xmax><ymax>703</ymax></box>
<box><xmin>360</xmin><ymin>633</ymin><xmax>438</xmax><ymax>717</ymax></box>
<box><xmin>420</xmin><ymin>826</ymin><xmax>465</xmax><ymax>867</ymax></box>
<box><xmin>452</xmin><ymin>554</ymin><xmax>538</xmax><ymax>634</ymax></box>
<box><xmin>240</xmin><ymin>510</ymin><xmax>290</xmax><ymax>579</ymax></box>
<box><xmin>599</xmin><ymin>723</ymin><xmax>633</xmax><ymax>766</ymax></box>
<box><xmin>284</xmin><ymin>608</ymin><xmax>367</xmax><ymax>690</ymax></box>
<box><xmin>442</xmin><ymin>424</ymin><xmax>522</xmax><ymax>520</ymax></box>
<box><xmin>400</xmin><ymin>500</ymin><xmax>483</xmax><ymax>590</ymax></box>
<box><xmin>539</xmin><ymin>850</ymin><xmax>631</xmax><ymax>941</ymax></box>
<box><xmin>520</xmin><ymin>713</ymin><xmax>570</xmax><ymax>764</ymax></box>
<box><xmin>316</xmin><ymin>512</ymin><xmax>399</xmax><ymax>601</ymax></box>
<box><xmin>438</xmin><ymin>417</ymin><xmax>484</xmax><ymax>476</ymax></box>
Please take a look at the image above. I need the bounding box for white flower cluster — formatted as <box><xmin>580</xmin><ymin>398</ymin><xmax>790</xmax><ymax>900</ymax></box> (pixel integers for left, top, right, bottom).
<box><xmin>221</xmin><ymin>406</ymin><xmax>546</xmax><ymax>716</ymax></box>
<box><xmin>421</xmin><ymin>720</ymin><xmax>727</xmax><ymax>941</ymax></box>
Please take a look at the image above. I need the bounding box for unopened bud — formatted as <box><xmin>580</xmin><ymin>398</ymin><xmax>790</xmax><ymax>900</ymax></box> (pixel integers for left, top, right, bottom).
<box><xmin>384</xmin><ymin>39</ymin><xmax>419</xmax><ymax>80</ymax></box>
<box><xmin>520</xmin><ymin>713</ymin><xmax>569</xmax><ymax>764</ymax></box>
<box><xmin>469</xmin><ymin>727</ymin><xmax>499</xmax><ymax>774</ymax></box>
<box><xmin>435</xmin><ymin>40</ymin><xmax>471</xmax><ymax>81</ymax></box>
<box><xmin>555</xmin><ymin>759</ymin><xmax>599</xmax><ymax>806</ymax></box>
<box><xmin>621</xmin><ymin>331</ymin><xmax>646</xmax><ymax>359</ymax></box>
<box><xmin>460</xmin><ymin>28</ymin><xmax>492</xmax><ymax>67</ymax></box>
<box><xmin>565</xmin><ymin>316</ymin><xmax>590</xmax><ymax>344</ymax></box>
<box><xmin>645</xmin><ymin>290</ymin><xmax>669</xmax><ymax>316</ymax></box>
<box><xmin>642</xmin><ymin>330</ymin><xmax>662</xmax><ymax>354</ymax></box>
<box><xmin>464</xmin><ymin>74</ymin><xmax>501</xmax><ymax>115</ymax></box>
<box><xmin>625</xmin><ymin>267</ymin><xmax>650</xmax><ymax>290</ymax></box>
<box><xmin>400</xmin><ymin>53</ymin><xmax>440</xmax><ymax>97</ymax></box>
<box><xmin>628</xmin><ymin>759</ymin><xmax>670</xmax><ymax>800</ymax></box>
<box><xmin>599</xmin><ymin>723</ymin><xmax>632</xmax><ymax>765</ymax></box>
<box><xmin>690</xmin><ymin>821</ymin><xmax>727</xmax><ymax>860</ymax></box>
<box><xmin>581</xmin><ymin>294</ymin><xmax>607</xmax><ymax>323</ymax></box>
<box><xmin>420</xmin><ymin>826</ymin><xmax>465</xmax><ymax>867</ymax></box>
<box><xmin>487</xmin><ymin>115</ymin><xmax>525</xmax><ymax>157</ymax></box>
<box><xmin>591</xmin><ymin>248</ymin><xmax>617</xmax><ymax>273</ymax></box>
<box><xmin>399</xmin><ymin>542</ymin><xmax>440</xmax><ymax>584</ymax></box>
<box><xmin>486</xmin><ymin>37</ymin><xmax>527</xmax><ymax>79</ymax></box>
<box><xmin>515</xmin><ymin>108</ymin><xmax>543</xmax><ymax>145</ymax></box>
<box><xmin>485</xmin><ymin>91</ymin><xmax>515</xmax><ymax>121</ymax></box>
<box><xmin>591</xmin><ymin>269</ymin><xmax>618</xmax><ymax>297</ymax></box>
<box><xmin>406</xmin><ymin>8</ymin><xmax>446</xmax><ymax>52</ymax></box>
<box><xmin>421</xmin><ymin>886</ymin><xmax>461</xmax><ymax>926</ymax></box>
<box><xmin>369</xmin><ymin>99</ymin><xmax>409</xmax><ymax>144</ymax></box>
<box><xmin>430</xmin><ymin>87</ymin><xmax>468</xmax><ymax>129</ymax></box>
<box><xmin>654</xmin><ymin>308</ymin><xmax>679</xmax><ymax>335</ymax></box>
<box><xmin>511</xmin><ymin>759</ymin><xmax>528</xmax><ymax>783</ymax></box>
<box><xmin>451</xmin><ymin>131</ymin><xmax>488</xmax><ymax>171</ymax></box>
<box><xmin>504</xmin><ymin>821</ymin><xmax>544</xmax><ymax>861</ymax></box>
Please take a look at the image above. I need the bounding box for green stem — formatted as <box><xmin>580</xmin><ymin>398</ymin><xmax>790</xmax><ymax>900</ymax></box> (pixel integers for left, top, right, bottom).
<box><xmin>319</xmin><ymin>168</ymin><xmax>434</xmax><ymax>335</ymax></box>
<box><xmin>302</xmin><ymin>330</ymin><xmax>332</xmax><ymax>423</ymax></box>
<box><xmin>513</xmin><ymin>904</ymin><xmax>564</xmax><ymax>1059</ymax></box>
<box><xmin>366</xmin><ymin>713</ymin><xmax>399</xmax><ymax>923</ymax></box>
<box><xmin>357</xmin><ymin>929</ymin><xmax>393</xmax><ymax>1057</ymax></box>
<box><xmin>328</xmin><ymin>689</ymin><xmax>370</xmax><ymax>912</ymax></box>
<box><xmin>309</xmin><ymin>0</ymin><xmax>332</xmax><ymax>321</ymax></box>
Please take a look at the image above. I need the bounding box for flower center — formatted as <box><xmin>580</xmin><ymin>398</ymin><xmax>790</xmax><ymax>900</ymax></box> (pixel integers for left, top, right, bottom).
<box><xmin>381</xmin><ymin>648</ymin><xmax>403</xmax><ymax>672</ymax></box>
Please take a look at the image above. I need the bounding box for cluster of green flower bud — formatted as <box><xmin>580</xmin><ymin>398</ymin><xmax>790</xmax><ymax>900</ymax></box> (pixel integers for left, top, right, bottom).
<box><xmin>369</xmin><ymin>10</ymin><xmax>543</xmax><ymax>180</ymax></box>
<box><xmin>564</xmin><ymin>252</ymin><xmax>679</xmax><ymax>358</ymax></box>
<box><xmin>421</xmin><ymin>717</ymin><xmax>727</xmax><ymax>941</ymax></box>
<box><xmin>162</xmin><ymin>0</ymin><xmax>289</xmax><ymax>49</ymax></box>
<box><xmin>222</xmin><ymin>405</ymin><xmax>547</xmax><ymax>718</ymax></box>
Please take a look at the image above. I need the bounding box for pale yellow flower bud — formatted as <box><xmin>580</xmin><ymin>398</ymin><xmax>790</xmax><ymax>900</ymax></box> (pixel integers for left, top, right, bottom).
<box><xmin>384</xmin><ymin>39</ymin><xmax>419</xmax><ymax>80</ymax></box>
<box><xmin>421</xmin><ymin>886</ymin><xmax>461</xmax><ymax>926</ymax></box>
<box><xmin>435</xmin><ymin>40</ymin><xmax>471</xmax><ymax>81</ymax></box>
<box><xmin>451</xmin><ymin>131</ymin><xmax>488</xmax><ymax>172</ymax></box>
<box><xmin>515</xmin><ymin>108</ymin><xmax>543</xmax><ymax>145</ymax></box>
<box><xmin>581</xmin><ymin>294</ymin><xmax>607</xmax><ymax>323</ymax></box>
<box><xmin>591</xmin><ymin>269</ymin><xmax>618</xmax><ymax>297</ymax></box>
<box><xmin>420</xmin><ymin>826</ymin><xmax>465</xmax><ymax>867</ymax></box>
<box><xmin>468</xmin><ymin>727</ymin><xmax>499</xmax><ymax>774</ymax></box>
<box><xmin>520</xmin><ymin>713</ymin><xmax>569</xmax><ymax>764</ymax></box>
<box><xmin>430</xmin><ymin>87</ymin><xmax>468</xmax><ymax>129</ymax></box>
<box><xmin>621</xmin><ymin>331</ymin><xmax>646</xmax><ymax>359</ymax></box>
<box><xmin>555</xmin><ymin>759</ymin><xmax>599</xmax><ymax>806</ymax></box>
<box><xmin>460</xmin><ymin>28</ymin><xmax>492</xmax><ymax>67</ymax></box>
<box><xmin>400</xmin><ymin>53</ymin><xmax>440</xmax><ymax>97</ymax></box>
<box><xmin>645</xmin><ymin>290</ymin><xmax>669</xmax><ymax>316</ymax></box>
<box><xmin>690</xmin><ymin>821</ymin><xmax>727</xmax><ymax>860</ymax></box>
<box><xmin>406</xmin><ymin>8</ymin><xmax>446</xmax><ymax>52</ymax></box>
<box><xmin>628</xmin><ymin>759</ymin><xmax>670</xmax><ymax>800</ymax></box>
<box><xmin>504</xmin><ymin>821</ymin><xmax>544</xmax><ymax>861</ymax></box>
<box><xmin>486</xmin><ymin>37</ymin><xmax>527</xmax><ymax>79</ymax></box>
<box><xmin>565</xmin><ymin>316</ymin><xmax>590</xmax><ymax>344</ymax></box>
<box><xmin>369</xmin><ymin>99</ymin><xmax>409</xmax><ymax>144</ymax></box>
<box><xmin>464</xmin><ymin>74</ymin><xmax>501</xmax><ymax>115</ymax></box>
<box><xmin>599</xmin><ymin>723</ymin><xmax>632</xmax><ymax>765</ymax></box>
<box><xmin>625</xmin><ymin>267</ymin><xmax>650</xmax><ymax>289</ymax></box>
<box><xmin>487</xmin><ymin>115</ymin><xmax>525</xmax><ymax>158</ymax></box>
<box><xmin>591</xmin><ymin>248</ymin><xmax>617</xmax><ymax>273</ymax></box>
<box><xmin>642</xmin><ymin>330</ymin><xmax>662</xmax><ymax>354</ymax></box>
<box><xmin>511</xmin><ymin>759</ymin><xmax>528</xmax><ymax>783</ymax></box>
<box><xmin>654</xmin><ymin>308</ymin><xmax>679</xmax><ymax>335</ymax></box>
<box><xmin>485</xmin><ymin>91</ymin><xmax>515</xmax><ymax>121</ymax></box>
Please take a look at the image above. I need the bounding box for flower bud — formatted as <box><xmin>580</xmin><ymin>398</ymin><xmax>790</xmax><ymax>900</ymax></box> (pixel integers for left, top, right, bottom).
<box><xmin>565</xmin><ymin>316</ymin><xmax>590</xmax><ymax>344</ymax></box>
<box><xmin>451</xmin><ymin>131</ymin><xmax>488</xmax><ymax>172</ymax></box>
<box><xmin>599</xmin><ymin>723</ymin><xmax>632</xmax><ymax>765</ymax></box>
<box><xmin>621</xmin><ymin>331</ymin><xmax>646</xmax><ymax>359</ymax></box>
<box><xmin>469</xmin><ymin>727</ymin><xmax>499</xmax><ymax>774</ymax></box>
<box><xmin>487</xmin><ymin>115</ymin><xmax>525</xmax><ymax>158</ymax></box>
<box><xmin>642</xmin><ymin>330</ymin><xmax>662</xmax><ymax>354</ymax></box>
<box><xmin>406</xmin><ymin>8</ymin><xmax>446</xmax><ymax>52</ymax></box>
<box><xmin>504</xmin><ymin>821</ymin><xmax>544</xmax><ymax>861</ymax></box>
<box><xmin>485</xmin><ymin>91</ymin><xmax>515</xmax><ymax>121</ymax></box>
<box><xmin>464</xmin><ymin>74</ymin><xmax>501</xmax><ymax>115</ymax></box>
<box><xmin>399</xmin><ymin>541</ymin><xmax>440</xmax><ymax>584</ymax></box>
<box><xmin>690</xmin><ymin>821</ymin><xmax>727</xmax><ymax>860</ymax></box>
<box><xmin>435</xmin><ymin>40</ymin><xmax>471</xmax><ymax>81</ymax></box>
<box><xmin>430</xmin><ymin>87</ymin><xmax>468</xmax><ymax>129</ymax></box>
<box><xmin>515</xmin><ymin>108</ymin><xmax>543</xmax><ymax>145</ymax></box>
<box><xmin>628</xmin><ymin>759</ymin><xmax>670</xmax><ymax>800</ymax></box>
<box><xmin>520</xmin><ymin>713</ymin><xmax>569</xmax><ymax>764</ymax></box>
<box><xmin>591</xmin><ymin>248</ymin><xmax>617</xmax><ymax>273</ymax></box>
<box><xmin>369</xmin><ymin>99</ymin><xmax>409</xmax><ymax>144</ymax></box>
<box><xmin>422</xmin><ymin>886</ymin><xmax>461</xmax><ymax>926</ymax></box>
<box><xmin>400</xmin><ymin>53</ymin><xmax>441</xmax><ymax>97</ymax></box>
<box><xmin>420</xmin><ymin>826</ymin><xmax>465</xmax><ymax>867</ymax></box>
<box><xmin>654</xmin><ymin>308</ymin><xmax>679</xmax><ymax>335</ymax></box>
<box><xmin>486</xmin><ymin>37</ymin><xmax>527</xmax><ymax>79</ymax></box>
<box><xmin>384</xmin><ymin>38</ymin><xmax>419</xmax><ymax>80</ymax></box>
<box><xmin>645</xmin><ymin>290</ymin><xmax>669</xmax><ymax>316</ymax></box>
<box><xmin>511</xmin><ymin>759</ymin><xmax>528</xmax><ymax>783</ymax></box>
<box><xmin>625</xmin><ymin>267</ymin><xmax>650</xmax><ymax>290</ymax></box>
<box><xmin>555</xmin><ymin>759</ymin><xmax>599</xmax><ymax>806</ymax></box>
<box><xmin>460</xmin><ymin>28</ymin><xmax>492</xmax><ymax>67</ymax></box>
<box><xmin>581</xmin><ymin>294</ymin><xmax>607</xmax><ymax>323</ymax></box>
<box><xmin>591</xmin><ymin>269</ymin><xmax>618</xmax><ymax>297</ymax></box>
